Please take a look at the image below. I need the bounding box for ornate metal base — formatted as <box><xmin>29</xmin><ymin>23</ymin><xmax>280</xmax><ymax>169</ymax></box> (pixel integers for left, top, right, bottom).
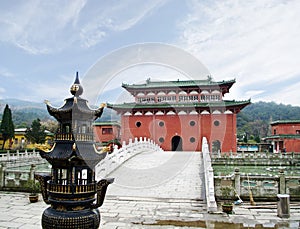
<box><xmin>42</xmin><ymin>207</ymin><xmax>100</xmax><ymax>229</ymax></box>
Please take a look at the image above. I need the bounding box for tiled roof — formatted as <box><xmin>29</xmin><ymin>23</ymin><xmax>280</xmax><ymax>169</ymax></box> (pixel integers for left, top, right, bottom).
<box><xmin>122</xmin><ymin>79</ymin><xmax>235</xmax><ymax>89</ymax></box>
<box><xmin>46</xmin><ymin>97</ymin><xmax>104</xmax><ymax>122</ymax></box>
<box><xmin>93</xmin><ymin>121</ymin><xmax>121</xmax><ymax>126</ymax></box>
<box><xmin>40</xmin><ymin>141</ymin><xmax>106</xmax><ymax>167</ymax></box>
<box><xmin>264</xmin><ymin>134</ymin><xmax>300</xmax><ymax>139</ymax></box>
<box><xmin>107</xmin><ymin>100</ymin><xmax>250</xmax><ymax>109</ymax></box>
<box><xmin>271</xmin><ymin>120</ymin><xmax>300</xmax><ymax>125</ymax></box>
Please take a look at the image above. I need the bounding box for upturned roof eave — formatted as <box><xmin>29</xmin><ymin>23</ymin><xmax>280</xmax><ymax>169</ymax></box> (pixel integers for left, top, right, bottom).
<box><xmin>46</xmin><ymin>97</ymin><xmax>104</xmax><ymax>121</ymax></box>
<box><xmin>39</xmin><ymin>142</ymin><xmax>107</xmax><ymax>165</ymax></box>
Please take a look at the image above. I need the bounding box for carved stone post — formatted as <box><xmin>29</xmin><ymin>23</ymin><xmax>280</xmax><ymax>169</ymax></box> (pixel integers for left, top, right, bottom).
<box><xmin>29</xmin><ymin>164</ymin><xmax>36</xmax><ymax>181</ymax></box>
<box><xmin>279</xmin><ymin>169</ymin><xmax>286</xmax><ymax>194</ymax></box>
<box><xmin>234</xmin><ymin>168</ymin><xmax>240</xmax><ymax>196</ymax></box>
<box><xmin>0</xmin><ymin>163</ymin><xmax>6</xmax><ymax>188</ymax></box>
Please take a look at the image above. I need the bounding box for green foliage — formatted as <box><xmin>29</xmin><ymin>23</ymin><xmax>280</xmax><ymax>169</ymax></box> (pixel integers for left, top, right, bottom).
<box><xmin>0</xmin><ymin>104</ymin><xmax>15</xmax><ymax>149</ymax></box>
<box><xmin>25</xmin><ymin>118</ymin><xmax>47</xmax><ymax>144</ymax></box>
<box><xmin>25</xmin><ymin>179</ymin><xmax>41</xmax><ymax>194</ymax></box>
<box><xmin>237</xmin><ymin>101</ymin><xmax>300</xmax><ymax>142</ymax></box>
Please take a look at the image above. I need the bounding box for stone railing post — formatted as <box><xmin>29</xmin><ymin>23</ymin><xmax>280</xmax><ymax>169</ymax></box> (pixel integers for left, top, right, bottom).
<box><xmin>279</xmin><ymin>169</ymin><xmax>286</xmax><ymax>194</ymax></box>
<box><xmin>29</xmin><ymin>164</ymin><xmax>36</xmax><ymax>181</ymax></box>
<box><xmin>234</xmin><ymin>168</ymin><xmax>240</xmax><ymax>196</ymax></box>
<box><xmin>202</xmin><ymin>137</ymin><xmax>217</xmax><ymax>212</ymax></box>
<box><xmin>0</xmin><ymin>163</ymin><xmax>6</xmax><ymax>188</ymax></box>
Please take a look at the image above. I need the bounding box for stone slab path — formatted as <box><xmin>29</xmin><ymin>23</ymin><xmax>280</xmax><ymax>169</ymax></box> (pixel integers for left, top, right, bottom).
<box><xmin>106</xmin><ymin>151</ymin><xmax>203</xmax><ymax>200</ymax></box>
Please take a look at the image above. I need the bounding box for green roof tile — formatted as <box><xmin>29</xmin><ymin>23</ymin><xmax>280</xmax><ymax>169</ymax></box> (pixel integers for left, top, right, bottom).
<box><xmin>122</xmin><ymin>79</ymin><xmax>235</xmax><ymax>89</ymax></box>
<box><xmin>271</xmin><ymin>120</ymin><xmax>300</xmax><ymax>125</ymax></box>
<box><xmin>107</xmin><ymin>100</ymin><xmax>250</xmax><ymax>110</ymax></box>
<box><xmin>264</xmin><ymin>134</ymin><xmax>300</xmax><ymax>139</ymax></box>
<box><xmin>93</xmin><ymin>121</ymin><xmax>121</xmax><ymax>126</ymax></box>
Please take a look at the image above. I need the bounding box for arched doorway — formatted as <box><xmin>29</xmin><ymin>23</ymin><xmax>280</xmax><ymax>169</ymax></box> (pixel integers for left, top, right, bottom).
<box><xmin>212</xmin><ymin>140</ymin><xmax>221</xmax><ymax>153</ymax></box>
<box><xmin>171</xmin><ymin>136</ymin><xmax>183</xmax><ymax>151</ymax></box>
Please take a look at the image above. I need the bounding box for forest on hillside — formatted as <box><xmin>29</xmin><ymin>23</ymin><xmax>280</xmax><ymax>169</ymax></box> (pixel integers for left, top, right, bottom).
<box><xmin>1</xmin><ymin>99</ymin><xmax>300</xmax><ymax>141</ymax></box>
<box><xmin>237</xmin><ymin>101</ymin><xmax>300</xmax><ymax>142</ymax></box>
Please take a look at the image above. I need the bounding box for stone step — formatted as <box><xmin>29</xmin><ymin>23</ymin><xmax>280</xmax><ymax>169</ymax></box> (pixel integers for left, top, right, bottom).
<box><xmin>101</xmin><ymin>195</ymin><xmax>207</xmax><ymax>228</ymax></box>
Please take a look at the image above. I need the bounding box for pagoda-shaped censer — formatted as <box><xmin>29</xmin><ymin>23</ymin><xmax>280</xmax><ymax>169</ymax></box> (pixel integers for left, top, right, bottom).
<box><xmin>35</xmin><ymin>73</ymin><xmax>113</xmax><ymax>229</ymax></box>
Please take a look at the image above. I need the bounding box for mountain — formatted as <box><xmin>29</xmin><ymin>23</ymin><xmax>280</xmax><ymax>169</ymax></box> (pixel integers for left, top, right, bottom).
<box><xmin>0</xmin><ymin>99</ymin><xmax>48</xmax><ymax>127</ymax></box>
<box><xmin>0</xmin><ymin>98</ymin><xmax>120</xmax><ymax>128</ymax></box>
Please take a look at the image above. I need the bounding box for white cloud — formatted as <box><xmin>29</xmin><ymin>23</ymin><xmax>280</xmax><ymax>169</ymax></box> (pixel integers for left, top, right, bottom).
<box><xmin>0</xmin><ymin>67</ymin><xmax>14</xmax><ymax>78</ymax></box>
<box><xmin>178</xmin><ymin>0</ymin><xmax>300</xmax><ymax>105</ymax></box>
<box><xmin>0</xmin><ymin>0</ymin><xmax>87</xmax><ymax>54</ymax></box>
<box><xmin>244</xmin><ymin>90</ymin><xmax>265</xmax><ymax>99</ymax></box>
<box><xmin>0</xmin><ymin>87</ymin><xmax>5</xmax><ymax>94</ymax></box>
<box><xmin>257</xmin><ymin>80</ymin><xmax>300</xmax><ymax>106</ymax></box>
<box><xmin>78</xmin><ymin>0</ymin><xmax>167</xmax><ymax>48</ymax></box>
<box><xmin>0</xmin><ymin>0</ymin><xmax>166</xmax><ymax>53</ymax></box>
<box><xmin>20</xmin><ymin>74</ymin><xmax>73</xmax><ymax>104</ymax></box>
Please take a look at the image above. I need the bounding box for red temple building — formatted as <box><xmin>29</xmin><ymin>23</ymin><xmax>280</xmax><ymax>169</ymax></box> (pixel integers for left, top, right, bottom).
<box><xmin>108</xmin><ymin>78</ymin><xmax>250</xmax><ymax>152</ymax></box>
<box><xmin>264</xmin><ymin>120</ymin><xmax>300</xmax><ymax>153</ymax></box>
<box><xmin>93</xmin><ymin>121</ymin><xmax>121</xmax><ymax>145</ymax></box>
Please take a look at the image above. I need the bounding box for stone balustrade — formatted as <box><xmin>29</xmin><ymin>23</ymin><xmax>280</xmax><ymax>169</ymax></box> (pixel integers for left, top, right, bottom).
<box><xmin>212</xmin><ymin>151</ymin><xmax>300</xmax><ymax>166</ymax></box>
<box><xmin>214</xmin><ymin>168</ymin><xmax>300</xmax><ymax>201</ymax></box>
<box><xmin>95</xmin><ymin>137</ymin><xmax>163</xmax><ymax>180</ymax></box>
<box><xmin>201</xmin><ymin>137</ymin><xmax>218</xmax><ymax>212</ymax></box>
<box><xmin>0</xmin><ymin>149</ymin><xmax>40</xmax><ymax>162</ymax></box>
<box><xmin>0</xmin><ymin>164</ymin><xmax>38</xmax><ymax>191</ymax></box>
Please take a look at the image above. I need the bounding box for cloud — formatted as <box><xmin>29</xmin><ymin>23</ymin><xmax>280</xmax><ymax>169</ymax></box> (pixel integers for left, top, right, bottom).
<box><xmin>77</xmin><ymin>0</ymin><xmax>167</xmax><ymax>48</ymax></box>
<box><xmin>244</xmin><ymin>90</ymin><xmax>265</xmax><ymax>99</ymax></box>
<box><xmin>0</xmin><ymin>66</ymin><xmax>14</xmax><ymax>78</ymax></box>
<box><xmin>18</xmin><ymin>74</ymin><xmax>73</xmax><ymax>104</ymax></box>
<box><xmin>0</xmin><ymin>0</ymin><xmax>166</xmax><ymax>53</ymax></box>
<box><xmin>0</xmin><ymin>0</ymin><xmax>87</xmax><ymax>54</ymax></box>
<box><xmin>178</xmin><ymin>0</ymin><xmax>300</xmax><ymax>105</ymax></box>
<box><xmin>0</xmin><ymin>87</ymin><xmax>5</xmax><ymax>94</ymax></box>
<box><xmin>256</xmin><ymin>77</ymin><xmax>300</xmax><ymax>106</ymax></box>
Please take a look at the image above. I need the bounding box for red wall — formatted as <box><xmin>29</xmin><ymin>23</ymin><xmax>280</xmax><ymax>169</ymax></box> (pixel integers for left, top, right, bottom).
<box><xmin>272</xmin><ymin>123</ymin><xmax>300</xmax><ymax>135</ymax></box>
<box><xmin>284</xmin><ymin>139</ymin><xmax>300</xmax><ymax>152</ymax></box>
<box><xmin>120</xmin><ymin>113</ymin><xmax>237</xmax><ymax>152</ymax></box>
<box><xmin>94</xmin><ymin>125</ymin><xmax>120</xmax><ymax>143</ymax></box>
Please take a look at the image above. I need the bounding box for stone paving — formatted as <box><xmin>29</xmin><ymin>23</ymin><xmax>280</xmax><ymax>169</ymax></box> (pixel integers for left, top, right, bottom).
<box><xmin>0</xmin><ymin>151</ymin><xmax>300</xmax><ymax>228</ymax></box>
<box><xmin>106</xmin><ymin>151</ymin><xmax>202</xmax><ymax>199</ymax></box>
<box><xmin>0</xmin><ymin>192</ymin><xmax>300</xmax><ymax>228</ymax></box>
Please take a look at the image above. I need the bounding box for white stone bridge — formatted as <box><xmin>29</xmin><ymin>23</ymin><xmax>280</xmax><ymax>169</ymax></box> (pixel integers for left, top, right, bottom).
<box><xmin>96</xmin><ymin>137</ymin><xmax>217</xmax><ymax>212</ymax></box>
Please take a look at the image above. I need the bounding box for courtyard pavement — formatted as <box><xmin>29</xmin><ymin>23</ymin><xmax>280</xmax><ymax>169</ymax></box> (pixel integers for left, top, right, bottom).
<box><xmin>0</xmin><ymin>192</ymin><xmax>300</xmax><ymax>228</ymax></box>
<box><xmin>0</xmin><ymin>151</ymin><xmax>299</xmax><ymax>228</ymax></box>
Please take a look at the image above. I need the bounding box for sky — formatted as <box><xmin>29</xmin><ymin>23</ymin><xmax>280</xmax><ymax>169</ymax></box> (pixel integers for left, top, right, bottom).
<box><xmin>0</xmin><ymin>0</ymin><xmax>300</xmax><ymax>107</ymax></box>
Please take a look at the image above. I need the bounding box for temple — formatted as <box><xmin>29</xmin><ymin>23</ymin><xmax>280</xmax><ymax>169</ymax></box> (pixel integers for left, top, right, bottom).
<box><xmin>108</xmin><ymin>77</ymin><xmax>250</xmax><ymax>152</ymax></box>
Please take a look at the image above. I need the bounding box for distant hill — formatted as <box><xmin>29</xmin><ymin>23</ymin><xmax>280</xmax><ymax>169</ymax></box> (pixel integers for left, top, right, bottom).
<box><xmin>0</xmin><ymin>99</ymin><xmax>48</xmax><ymax>127</ymax></box>
<box><xmin>237</xmin><ymin>101</ymin><xmax>300</xmax><ymax>140</ymax></box>
<box><xmin>0</xmin><ymin>98</ymin><xmax>120</xmax><ymax>128</ymax></box>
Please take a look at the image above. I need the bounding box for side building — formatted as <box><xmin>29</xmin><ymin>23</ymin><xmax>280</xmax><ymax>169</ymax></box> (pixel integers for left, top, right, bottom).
<box><xmin>264</xmin><ymin>120</ymin><xmax>300</xmax><ymax>153</ymax></box>
<box><xmin>0</xmin><ymin>128</ymin><xmax>54</xmax><ymax>150</ymax></box>
<box><xmin>93</xmin><ymin>121</ymin><xmax>121</xmax><ymax>146</ymax></box>
<box><xmin>108</xmin><ymin>78</ymin><xmax>250</xmax><ymax>152</ymax></box>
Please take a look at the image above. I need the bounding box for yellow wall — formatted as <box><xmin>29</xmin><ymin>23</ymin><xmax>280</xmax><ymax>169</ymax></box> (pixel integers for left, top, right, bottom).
<box><xmin>0</xmin><ymin>130</ymin><xmax>53</xmax><ymax>150</ymax></box>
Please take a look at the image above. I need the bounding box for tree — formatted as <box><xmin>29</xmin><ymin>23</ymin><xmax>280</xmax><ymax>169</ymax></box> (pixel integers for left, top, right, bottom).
<box><xmin>0</xmin><ymin>104</ymin><xmax>15</xmax><ymax>149</ymax></box>
<box><xmin>41</xmin><ymin>119</ymin><xmax>58</xmax><ymax>133</ymax></box>
<box><xmin>25</xmin><ymin>118</ymin><xmax>47</xmax><ymax>144</ymax></box>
